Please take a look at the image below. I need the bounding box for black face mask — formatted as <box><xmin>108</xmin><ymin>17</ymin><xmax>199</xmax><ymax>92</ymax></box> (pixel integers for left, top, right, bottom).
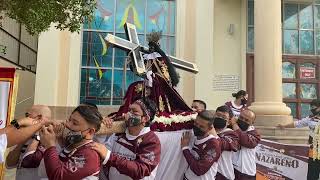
<box><xmin>63</xmin><ymin>127</ymin><xmax>87</xmax><ymax>147</ymax></box>
<box><xmin>193</xmin><ymin>125</ymin><xmax>206</xmax><ymax>137</ymax></box>
<box><xmin>213</xmin><ymin>117</ymin><xmax>227</xmax><ymax>129</ymax></box>
<box><xmin>311</xmin><ymin>108</ymin><xmax>320</xmax><ymax>116</ymax></box>
<box><xmin>241</xmin><ymin>98</ymin><xmax>248</xmax><ymax>105</ymax></box>
<box><xmin>237</xmin><ymin>119</ymin><xmax>250</xmax><ymax>131</ymax></box>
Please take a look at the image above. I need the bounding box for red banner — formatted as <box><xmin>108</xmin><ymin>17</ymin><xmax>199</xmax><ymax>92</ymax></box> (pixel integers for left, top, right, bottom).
<box><xmin>0</xmin><ymin>67</ymin><xmax>15</xmax><ymax>79</ymax></box>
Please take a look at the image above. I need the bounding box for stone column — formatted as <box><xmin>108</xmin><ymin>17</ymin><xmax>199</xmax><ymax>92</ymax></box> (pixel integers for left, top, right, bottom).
<box><xmin>35</xmin><ymin>27</ymin><xmax>81</xmax><ymax>106</ymax></box>
<box><xmin>194</xmin><ymin>0</ymin><xmax>214</xmax><ymax>108</ymax></box>
<box><xmin>249</xmin><ymin>0</ymin><xmax>292</xmax><ymax>126</ymax></box>
<box><xmin>175</xmin><ymin>0</ymin><xmax>196</xmax><ymax>104</ymax></box>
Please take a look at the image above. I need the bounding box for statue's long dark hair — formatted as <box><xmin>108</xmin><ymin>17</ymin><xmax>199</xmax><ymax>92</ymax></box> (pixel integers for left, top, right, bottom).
<box><xmin>146</xmin><ymin>31</ymin><xmax>180</xmax><ymax>86</ymax></box>
<box><xmin>155</xmin><ymin>46</ymin><xmax>180</xmax><ymax>87</ymax></box>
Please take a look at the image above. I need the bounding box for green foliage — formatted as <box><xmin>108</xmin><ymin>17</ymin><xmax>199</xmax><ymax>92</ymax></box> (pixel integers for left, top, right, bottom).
<box><xmin>0</xmin><ymin>0</ymin><xmax>96</xmax><ymax>35</ymax></box>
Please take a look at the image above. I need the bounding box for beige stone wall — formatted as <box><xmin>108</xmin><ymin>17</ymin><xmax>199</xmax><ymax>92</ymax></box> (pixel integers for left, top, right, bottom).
<box><xmin>187</xmin><ymin>0</ymin><xmax>245</xmax><ymax>110</ymax></box>
<box><xmin>176</xmin><ymin>0</ymin><xmax>248</xmax><ymax>110</ymax></box>
<box><xmin>175</xmin><ymin>0</ymin><xmax>196</xmax><ymax>106</ymax></box>
<box><xmin>0</xmin><ymin>59</ymin><xmax>36</xmax><ymax>118</ymax></box>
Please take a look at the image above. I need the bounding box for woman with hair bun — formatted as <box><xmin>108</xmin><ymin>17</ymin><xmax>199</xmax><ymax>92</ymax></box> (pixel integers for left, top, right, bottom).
<box><xmin>225</xmin><ymin>90</ymin><xmax>248</xmax><ymax>118</ymax></box>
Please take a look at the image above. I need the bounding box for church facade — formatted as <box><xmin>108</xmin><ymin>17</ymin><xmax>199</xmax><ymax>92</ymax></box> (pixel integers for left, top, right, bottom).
<box><xmin>0</xmin><ymin>0</ymin><xmax>319</xmax><ymax>133</ymax></box>
<box><xmin>33</xmin><ymin>0</ymin><xmax>248</xmax><ymax>110</ymax></box>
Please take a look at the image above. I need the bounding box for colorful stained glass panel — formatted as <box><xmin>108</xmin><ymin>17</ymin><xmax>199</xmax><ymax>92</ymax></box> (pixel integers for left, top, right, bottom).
<box><xmin>284</xmin><ymin>4</ymin><xmax>298</xmax><ymax>29</ymax></box>
<box><xmin>300</xmin><ymin>83</ymin><xmax>317</xmax><ymax>99</ymax></box>
<box><xmin>315</xmin><ymin>5</ymin><xmax>320</xmax><ymax>28</ymax></box>
<box><xmin>113</xmin><ymin>69</ymin><xmax>124</xmax><ymax>99</ymax></box>
<box><xmin>147</xmin><ymin>0</ymin><xmax>176</xmax><ymax>35</ymax></box>
<box><xmin>81</xmin><ymin>32</ymin><xmax>113</xmax><ymax>68</ymax></box>
<box><xmin>80</xmin><ymin>68</ymin><xmax>112</xmax><ymax>98</ymax></box>
<box><xmin>283</xmin><ymin>83</ymin><xmax>296</xmax><ymax>98</ymax></box>
<box><xmin>300</xmin><ymin>30</ymin><xmax>314</xmax><ymax>54</ymax></box>
<box><xmin>160</xmin><ymin>36</ymin><xmax>175</xmax><ymax>55</ymax></box>
<box><xmin>248</xmin><ymin>1</ymin><xmax>254</xmax><ymax>26</ymax></box>
<box><xmin>284</xmin><ymin>30</ymin><xmax>299</xmax><ymax>54</ymax></box>
<box><xmin>316</xmin><ymin>29</ymin><xmax>320</xmax><ymax>54</ymax></box>
<box><xmin>83</xmin><ymin>0</ymin><xmax>115</xmax><ymax>31</ymax></box>
<box><xmin>282</xmin><ymin>62</ymin><xmax>296</xmax><ymax>78</ymax></box>
<box><xmin>299</xmin><ymin>4</ymin><xmax>313</xmax><ymax>29</ymax></box>
<box><xmin>301</xmin><ymin>103</ymin><xmax>311</xmax><ymax>118</ymax></box>
<box><xmin>116</xmin><ymin>0</ymin><xmax>146</xmax><ymax>33</ymax></box>
<box><xmin>247</xmin><ymin>27</ymin><xmax>254</xmax><ymax>52</ymax></box>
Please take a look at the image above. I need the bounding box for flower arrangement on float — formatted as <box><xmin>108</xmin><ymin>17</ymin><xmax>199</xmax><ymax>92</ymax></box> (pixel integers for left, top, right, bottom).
<box><xmin>150</xmin><ymin>112</ymin><xmax>197</xmax><ymax>132</ymax></box>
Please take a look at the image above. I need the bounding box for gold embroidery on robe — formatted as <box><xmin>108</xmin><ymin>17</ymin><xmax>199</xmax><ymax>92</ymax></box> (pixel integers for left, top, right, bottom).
<box><xmin>135</xmin><ymin>83</ymin><xmax>144</xmax><ymax>93</ymax></box>
<box><xmin>158</xmin><ymin>60</ymin><xmax>171</xmax><ymax>82</ymax></box>
<box><xmin>159</xmin><ymin>96</ymin><xmax>165</xmax><ymax>112</ymax></box>
<box><xmin>165</xmin><ymin>95</ymin><xmax>171</xmax><ymax>112</ymax></box>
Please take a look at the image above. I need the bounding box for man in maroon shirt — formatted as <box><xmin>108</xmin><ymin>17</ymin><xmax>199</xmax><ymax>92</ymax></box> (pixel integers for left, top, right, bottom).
<box><xmin>37</xmin><ymin>105</ymin><xmax>104</xmax><ymax>180</ymax></box>
<box><xmin>230</xmin><ymin>109</ymin><xmax>261</xmax><ymax>180</ymax></box>
<box><xmin>191</xmin><ymin>99</ymin><xmax>207</xmax><ymax>113</ymax></box>
<box><xmin>214</xmin><ymin>105</ymin><xmax>240</xmax><ymax>180</ymax></box>
<box><xmin>92</xmin><ymin>98</ymin><xmax>161</xmax><ymax>180</ymax></box>
<box><xmin>181</xmin><ymin>110</ymin><xmax>221</xmax><ymax>180</ymax></box>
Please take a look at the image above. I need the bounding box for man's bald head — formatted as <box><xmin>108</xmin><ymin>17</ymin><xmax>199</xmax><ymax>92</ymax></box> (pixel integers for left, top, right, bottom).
<box><xmin>239</xmin><ymin>109</ymin><xmax>255</xmax><ymax>125</ymax></box>
<box><xmin>27</xmin><ymin>105</ymin><xmax>51</xmax><ymax>119</ymax></box>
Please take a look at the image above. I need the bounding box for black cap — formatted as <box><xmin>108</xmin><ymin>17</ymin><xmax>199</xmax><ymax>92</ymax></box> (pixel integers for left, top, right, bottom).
<box><xmin>311</xmin><ymin>99</ymin><xmax>320</xmax><ymax>107</ymax></box>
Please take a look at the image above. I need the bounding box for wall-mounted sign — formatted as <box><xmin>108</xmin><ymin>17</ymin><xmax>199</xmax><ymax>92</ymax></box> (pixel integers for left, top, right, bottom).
<box><xmin>213</xmin><ymin>75</ymin><xmax>240</xmax><ymax>92</ymax></box>
<box><xmin>300</xmin><ymin>67</ymin><xmax>315</xmax><ymax>79</ymax></box>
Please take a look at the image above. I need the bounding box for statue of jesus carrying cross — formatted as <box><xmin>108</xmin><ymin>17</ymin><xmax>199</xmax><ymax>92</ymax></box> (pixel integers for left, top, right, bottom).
<box><xmin>97</xmin><ymin>22</ymin><xmax>199</xmax><ymax>134</ymax></box>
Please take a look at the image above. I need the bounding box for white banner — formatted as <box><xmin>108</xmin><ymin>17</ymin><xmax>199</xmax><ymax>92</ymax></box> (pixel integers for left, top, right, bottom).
<box><xmin>0</xmin><ymin>81</ymin><xmax>11</xmax><ymax>129</ymax></box>
<box><xmin>256</xmin><ymin>139</ymin><xmax>309</xmax><ymax>180</ymax></box>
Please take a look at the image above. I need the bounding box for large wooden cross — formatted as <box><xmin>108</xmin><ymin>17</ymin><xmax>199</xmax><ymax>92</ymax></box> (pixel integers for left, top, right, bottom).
<box><xmin>105</xmin><ymin>22</ymin><xmax>198</xmax><ymax>76</ymax></box>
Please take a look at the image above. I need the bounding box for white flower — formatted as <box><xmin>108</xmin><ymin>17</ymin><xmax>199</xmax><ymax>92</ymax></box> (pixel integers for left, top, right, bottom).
<box><xmin>153</xmin><ymin>113</ymin><xmax>196</xmax><ymax>125</ymax></box>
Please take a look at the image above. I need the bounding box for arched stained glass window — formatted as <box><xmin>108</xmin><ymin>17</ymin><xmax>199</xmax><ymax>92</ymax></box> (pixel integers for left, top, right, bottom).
<box><xmin>80</xmin><ymin>0</ymin><xmax>176</xmax><ymax>105</ymax></box>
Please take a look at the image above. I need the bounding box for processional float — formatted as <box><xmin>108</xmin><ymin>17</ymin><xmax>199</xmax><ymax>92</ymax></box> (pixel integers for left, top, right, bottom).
<box><xmin>97</xmin><ymin>22</ymin><xmax>198</xmax><ymax>135</ymax></box>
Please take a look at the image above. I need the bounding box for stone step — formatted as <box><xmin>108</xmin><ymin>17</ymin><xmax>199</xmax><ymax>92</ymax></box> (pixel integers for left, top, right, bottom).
<box><xmin>256</xmin><ymin>126</ymin><xmax>309</xmax><ymax>144</ymax></box>
<box><xmin>262</xmin><ymin>135</ymin><xmax>309</xmax><ymax>144</ymax></box>
<box><xmin>255</xmin><ymin>126</ymin><xmax>309</xmax><ymax>137</ymax></box>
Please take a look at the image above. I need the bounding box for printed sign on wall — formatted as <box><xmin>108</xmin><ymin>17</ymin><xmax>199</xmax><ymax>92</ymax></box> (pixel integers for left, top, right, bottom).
<box><xmin>213</xmin><ymin>75</ymin><xmax>240</xmax><ymax>92</ymax></box>
<box><xmin>300</xmin><ymin>67</ymin><xmax>315</xmax><ymax>79</ymax></box>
